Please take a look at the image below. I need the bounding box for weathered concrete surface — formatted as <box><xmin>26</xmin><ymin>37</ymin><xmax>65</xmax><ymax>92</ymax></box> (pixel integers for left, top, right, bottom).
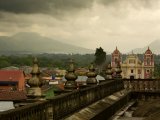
<box><xmin>64</xmin><ymin>90</ymin><xmax>130</xmax><ymax>120</ymax></box>
<box><xmin>111</xmin><ymin>101</ymin><xmax>137</xmax><ymax>120</ymax></box>
<box><xmin>111</xmin><ymin>98</ymin><xmax>160</xmax><ymax>120</ymax></box>
<box><xmin>118</xmin><ymin>117</ymin><xmax>144</xmax><ymax>120</ymax></box>
<box><xmin>133</xmin><ymin>100</ymin><xmax>160</xmax><ymax>117</ymax></box>
<box><xmin>144</xmin><ymin>111</ymin><xmax>160</xmax><ymax>120</ymax></box>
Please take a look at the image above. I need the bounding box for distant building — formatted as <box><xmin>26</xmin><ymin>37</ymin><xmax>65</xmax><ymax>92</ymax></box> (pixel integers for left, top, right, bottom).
<box><xmin>0</xmin><ymin>70</ymin><xmax>25</xmax><ymax>91</ymax></box>
<box><xmin>19</xmin><ymin>66</ymin><xmax>32</xmax><ymax>75</ymax></box>
<box><xmin>0</xmin><ymin>101</ymin><xmax>14</xmax><ymax>112</ymax></box>
<box><xmin>0</xmin><ymin>91</ymin><xmax>27</xmax><ymax>111</ymax></box>
<box><xmin>0</xmin><ymin>91</ymin><xmax>27</xmax><ymax>101</ymax></box>
<box><xmin>75</xmin><ymin>68</ymin><xmax>88</xmax><ymax>76</ymax></box>
<box><xmin>54</xmin><ymin>69</ymin><xmax>66</xmax><ymax>77</ymax></box>
<box><xmin>1</xmin><ymin>66</ymin><xmax>19</xmax><ymax>70</ymax></box>
<box><xmin>111</xmin><ymin>47</ymin><xmax>154</xmax><ymax>79</ymax></box>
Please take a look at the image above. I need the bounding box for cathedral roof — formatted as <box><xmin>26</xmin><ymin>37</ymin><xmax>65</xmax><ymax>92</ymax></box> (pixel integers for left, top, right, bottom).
<box><xmin>145</xmin><ymin>47</ymin><xmax>152</xmax><ymax>54</ymax></box>
<box><xmin>122</xmin><ymin>54</ymin><xmax>142</xmax><ymax>65</ymax></box>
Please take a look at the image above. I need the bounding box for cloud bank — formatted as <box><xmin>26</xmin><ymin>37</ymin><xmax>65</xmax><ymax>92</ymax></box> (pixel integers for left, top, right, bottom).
<box><xmin>0</xmin><ymin>0</ymin><xmax>160</xmax><ymax>53</ymax></box>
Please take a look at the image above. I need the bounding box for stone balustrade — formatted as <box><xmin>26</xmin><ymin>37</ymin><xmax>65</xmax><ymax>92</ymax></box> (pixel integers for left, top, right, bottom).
<box><xmin>123</xmin><ymin>79</ymin><xmax>160</xmax><ymax>91</ymax></box>
<box><xmin>0</xmin><ymin>80</ymin><xmax>124</xmax><ymax>120</ymax></box>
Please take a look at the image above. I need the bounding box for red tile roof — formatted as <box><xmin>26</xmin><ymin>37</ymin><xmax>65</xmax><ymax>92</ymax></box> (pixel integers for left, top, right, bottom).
<box><xmin>0</xmin><ymin>70</ymin><xmax>24</xmax><ymax>82</ymax></box>
<box><xmin>0</xmin><ymin>91</ymin><xmax>27</xmax><ymax>101</ymax></box>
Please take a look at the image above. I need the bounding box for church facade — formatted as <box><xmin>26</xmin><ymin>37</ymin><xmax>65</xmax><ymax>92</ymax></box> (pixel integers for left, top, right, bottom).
<box><xmin>111</xmin><ymin>47</ymin><xmax>154</xmax><ymax>79</ymax></box>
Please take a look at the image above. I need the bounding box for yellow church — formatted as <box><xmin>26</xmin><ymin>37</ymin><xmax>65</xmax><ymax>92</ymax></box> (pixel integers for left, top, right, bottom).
<box><xmin>111</xmin><ymin>47</ymin><xmax>154</xmax><ymax>79</ymax></box>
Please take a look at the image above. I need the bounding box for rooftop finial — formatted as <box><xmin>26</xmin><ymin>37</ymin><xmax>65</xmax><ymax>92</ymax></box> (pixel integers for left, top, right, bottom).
<box><xmin>33</xmin><ymin>57</ymin><xmax>38</xmax><ymax>64</ymax></box>
<box><xmin>68</xmin><ymin>59</ymin><xmax>74</xmax><ymax>72</ymax></box>
<box><xmin>86</xmin><ymin>63</ymin><xmax>97</xmax><ymax>84</ymax></box>
<box><xmin>27</xmin><ymin>57</ymin><xmax>43</xmax><ymax>99</ymax></box>
<box><xmin>115</xmin><ymin>61</ymin><xmax>122</xmax><ymax>79</ymax></box>
<box><xmin>31</xmin><ymin>57</ymin><xmax>40</xmax><ymax>75</ymax></box>
<box><xmin>105</xmin><ymin>63</ymin><xmax>113</xmax><ymax>80</ymax></box>
<box><xmin>64</xmin><ymin>59</ymin><xmax>77</xmax><ymax>91</ymax></box>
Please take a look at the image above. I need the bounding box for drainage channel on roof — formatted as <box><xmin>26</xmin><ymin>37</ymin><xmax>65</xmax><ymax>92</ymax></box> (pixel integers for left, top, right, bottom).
<box><xmin>64</xmin><ymin>89</ymin><xmax>130</xmax><ymax>120</ymax></box>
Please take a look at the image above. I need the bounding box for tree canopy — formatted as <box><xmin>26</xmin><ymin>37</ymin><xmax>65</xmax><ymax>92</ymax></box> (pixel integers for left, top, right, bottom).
<box><xmin>94</xmin><ymin>47</ymin><xmax>106</xmax><ymax>66</ymax></box>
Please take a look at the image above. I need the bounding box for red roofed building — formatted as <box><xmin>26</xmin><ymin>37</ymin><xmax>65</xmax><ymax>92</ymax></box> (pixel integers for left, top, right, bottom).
<box><xmin>0</xmin><ymin>91</ymin><xmax>27</xmax><ymax>101</ymax></box>
<box><xmin>0</xmin><ymin>70</ymin><xmax>25</xmax><ymax>91</ymax></box>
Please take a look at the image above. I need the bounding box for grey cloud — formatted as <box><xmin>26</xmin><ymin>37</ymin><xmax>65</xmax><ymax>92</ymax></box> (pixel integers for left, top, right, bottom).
<box><xmin>0</xmin><ymin>0</ymin><xmax>48</xmax><ymax>14</ymax></box>
<box><xmin>98</xmin><ymin>0</ymin><xmax>158</xmax><ymax>9</ymax></box>
<box><xmin>0</xmin><ymin>0</ymin><xmax>160</xmax><ymax>53</ymax></box>
<box><xmin>0</xmin><ymin>0</ymin><xmax>94</xmax><ymax>29</ymax></box>
<box><xmin>0</xmin><ymin>12</ymin><xmax>33</xmax><ymax>27</ymax></box>
<box><xmin>0</xmin><ymin>0</ymin><xmax>157</xmax><ymax>18</ymax></box>
<box><xmin>0</xmin><ymin>0</ymin><xmax>93</xmax><ymax>14</ymax></box>
<box><xmin>97</xmin><ymin>0</ymin><xmax>119</xmax><ymax>6</ymax></box>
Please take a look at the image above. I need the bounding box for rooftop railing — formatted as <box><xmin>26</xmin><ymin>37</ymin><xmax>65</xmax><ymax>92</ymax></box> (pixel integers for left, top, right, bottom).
<box><xmin>0</xmin><ymin>80</ymin><xmax>124</xmax><ymax>120</ymax></box>
<box><xmin>123</xmin><ymin>79</ymin><xmax>160</xmax><ymax>92</ymax></box>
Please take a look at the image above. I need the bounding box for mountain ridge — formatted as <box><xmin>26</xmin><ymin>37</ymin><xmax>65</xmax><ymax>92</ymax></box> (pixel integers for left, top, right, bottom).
<box><xmin>130</xmin><ymin>40</ymin><xmax>160</xmax><ymax>54</ymax></box>
<box><xmin>0</xmin><ymin>32</ymin><xmax>94</xmax><ymax>54</ymax></box>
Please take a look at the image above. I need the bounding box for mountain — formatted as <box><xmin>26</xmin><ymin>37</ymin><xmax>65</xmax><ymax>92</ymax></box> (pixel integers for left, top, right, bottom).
<box><xmin>0</xmin><ymin>32</ymin><xmax>94</xmax><ymax>54</ymax></box>
<box><xmin>130</xmin><ymin>40</ymin><xmax>160</xmax><ymax>54</ymax></box>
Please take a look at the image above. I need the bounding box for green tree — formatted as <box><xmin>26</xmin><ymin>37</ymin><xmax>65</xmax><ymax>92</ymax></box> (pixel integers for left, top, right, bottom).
<box><xmin>0</xmin><ymin>60</ymin><xmax>10</xmax><ymax>68</ymax></box>
<box><xmin>154</xmin><ymin>63</ymin><xmax>160</xmax><ymax>78</ymax></box>
<box><xmin>94</xmin><ymin>47</ymin><xmax>106</xmax><ymax>73</ymax></box>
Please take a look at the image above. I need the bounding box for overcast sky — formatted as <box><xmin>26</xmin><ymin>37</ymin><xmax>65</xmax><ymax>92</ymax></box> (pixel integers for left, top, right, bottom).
<box><xmin>0</xmin><ymin>0</ymin><xmax>160</xmax><ymax>53</ymax></box>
